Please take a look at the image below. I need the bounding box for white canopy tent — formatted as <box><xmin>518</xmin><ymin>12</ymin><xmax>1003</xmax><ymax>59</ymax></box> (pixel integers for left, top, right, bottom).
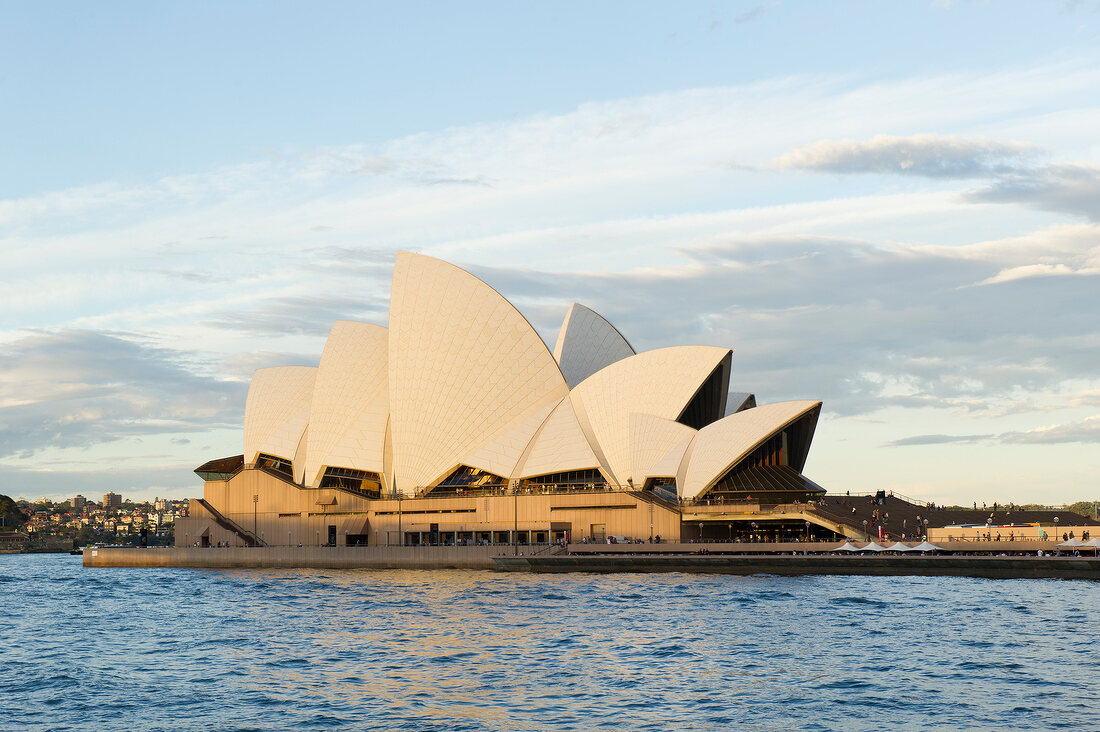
<box><xmin>885</xmin><ymin>542</ymin><xmax>917</xmax><ymax>552</ymax></box>
<box><xmin>832</xmin><ymin>541</ymin><xmax>861</xmax><ymax>552</ymax></box>
<box><xmin>910</xmin><ymin>541</ymin><xmax>943</xmax><ymax>552</ymax></box>
<box><xmin>860</xmin><ymin>541</ymin><xmax>888</xmax><ymax>552</ymax></box>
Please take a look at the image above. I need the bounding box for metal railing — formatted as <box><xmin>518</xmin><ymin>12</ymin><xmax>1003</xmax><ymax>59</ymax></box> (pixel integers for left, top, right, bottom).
<box><xmin>411</xmin><ymin>482</ymin><xmax>641</xmax><ymax>499</ymax></box>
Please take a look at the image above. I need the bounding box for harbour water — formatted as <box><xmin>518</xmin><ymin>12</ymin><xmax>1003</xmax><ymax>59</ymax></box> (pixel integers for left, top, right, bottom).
<box><xmin>3</xmin><ymin>553</ymin><xmax>1098</xmax><ymax>730</ymax></box>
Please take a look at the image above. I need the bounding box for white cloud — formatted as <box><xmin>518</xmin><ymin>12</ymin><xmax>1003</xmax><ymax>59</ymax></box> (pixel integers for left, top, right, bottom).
<box><xmin>1000</xmin><ymin>414</ymin><xmax>1100</xmax><ymax>444</ymax></box>
<box><xmin>773</xmin><ymin>134</ymin><xmax>1041</xmax><ymax>178</ymax></box>
<box><xmin>0</xmin><ymin>330</ymin><xmax>244</xmax><ymax>460</ymax></box>
<box><xmin>4</xmin><ymin>59</ymin><xmax>1100</xmax><ymax>501</ymax></box>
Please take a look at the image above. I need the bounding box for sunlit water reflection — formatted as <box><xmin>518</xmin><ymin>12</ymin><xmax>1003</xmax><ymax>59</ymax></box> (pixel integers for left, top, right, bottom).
<box><xmin>2</xmin><ymin>554</ymin><xmax>1098</xmax><ymax>730</ymax></box>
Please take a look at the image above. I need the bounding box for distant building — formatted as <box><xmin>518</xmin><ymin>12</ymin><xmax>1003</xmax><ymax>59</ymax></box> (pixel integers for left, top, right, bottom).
<box><xmin>0</xmin><ymin>532</ymin><xmax>28</xmax><ymax>550</ymax></box>
<box><xmin>72</xmin><ymin>495</ymin><xmax>86</xmax><ymax>509</ymax></box>
<box><xmin>103</xmin><ymin>492</ymin><xmax>122</xmax><ymax>508</ymax></box>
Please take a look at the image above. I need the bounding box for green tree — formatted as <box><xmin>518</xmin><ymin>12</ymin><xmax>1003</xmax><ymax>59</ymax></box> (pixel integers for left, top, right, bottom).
<box><xmin>1066</xmin><ymin>500</ymin><xmax>1100</xmax><ymax>520</ymax></box>
<box><xmin>0</xmin><ymin>494</ymin><xmax>28</xmax><ymax>530</ymax></box>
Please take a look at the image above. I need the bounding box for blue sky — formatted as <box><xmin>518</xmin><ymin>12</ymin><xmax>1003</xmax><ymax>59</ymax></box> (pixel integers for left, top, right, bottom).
<box><xmin>2</xmin><ymin>0</ymin><xmax>1099</xmax><ymax>504</ymax></box>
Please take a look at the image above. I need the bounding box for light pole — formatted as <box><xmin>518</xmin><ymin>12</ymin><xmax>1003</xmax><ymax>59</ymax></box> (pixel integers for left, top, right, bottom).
<box><xmin>1054</xmin><ymin>516</ymin><xmax>1060</xmax><ymax>541</ymax></box>
<box><xmin>923</xmin><ymin>518</ymin><xmax>928</xmax><ymax>541</ymax></box>
<box><xmin>862</xmin><ymin>519</ymin><xmax>868</xmax><ymax>542</ymax></box>
<box><xmin>805</xmin><ymin>521</ymin><xmax>811</xmax><ymax>543</ymax></box>
<box><xmin>252</xmin><ymin>494</ymin><xmax>258</xmax><ymax>545</ymax></box>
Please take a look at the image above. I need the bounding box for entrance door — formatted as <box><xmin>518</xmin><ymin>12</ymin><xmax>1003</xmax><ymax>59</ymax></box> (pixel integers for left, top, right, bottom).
<box><xmin>327</xmin><ymin>525</ymin><xmax>336</xmax><ymax>546</ymax></box>
<box><xmin>551</xmin><ymin>521</ymin><xmax>572</xmax><ymax>544</ymax></box>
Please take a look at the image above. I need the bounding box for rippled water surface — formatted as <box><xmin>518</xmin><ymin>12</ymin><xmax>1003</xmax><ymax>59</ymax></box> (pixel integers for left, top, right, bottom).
<box><xmin>3</xmin><ymin>554</ymin><xmax>1099</xmax><ymax>730</ymax></box>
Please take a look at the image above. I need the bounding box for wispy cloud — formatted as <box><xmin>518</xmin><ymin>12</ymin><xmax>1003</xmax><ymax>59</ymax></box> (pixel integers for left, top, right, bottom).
<box><xmin>735</xmin><ymin>3</ymin><xmax>778</xmax><ymax>25</ymax></box>
<box><xmin>1000</xmin><ymin>414</ymin><xmax>1100</xmax><ymax>444</ymax></box>
<box><xmin>886</xmin><ymin>433</ymin><xmax>992</xmax><ymax>446</ymax></box>
<box><xmin>0</xmin><ymin>330</ymin><xmax>245</xmax><ymax>459</ymax></box>
<box><xmin>475</xmin><ymin>227</ymin><xmax>1100</xmax><ymax>419</ymax></box>
<box><xmin>965</xmin><ymin>163</ymin><xmax>1100</xmax><ymax>222</ymax></box>
<box><xmin>889</xmin><ymin>414</ymin><xmax>1100</xmax><ymax>446</ymax></box>
<box><xmin>773</xmin><ymin>134</ymin><xmax>1041</xmax><ymax>178</ymax></box>
<box><xmin>204</xmin><ymin>294</ymin><xmax>390</xmax><ymax>337</ymax></box>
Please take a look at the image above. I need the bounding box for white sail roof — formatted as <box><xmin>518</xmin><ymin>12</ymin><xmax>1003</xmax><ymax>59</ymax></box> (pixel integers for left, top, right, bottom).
<box><xmin>568</xmin><ymin>345</ymin><xmax>731</xmax><ymax>486</ymax></box>
<box><xmin>678</xmin><ymin>401</ymin><xmax>822</xmax><ymax>501</ymax></box>
<box><xmin>387</xmin><ymin>252</ymin><xmax>569</xmax><ymax>494</ymax></box>
<box><xmin>552</xmin><ymin>303</ymin><xmax>635</xmax><ymax>389</ymax></box>
<box><xmin>243</xmin><ymin>366</ymin><xmax>316</xmax><ymax>469</ymax></box>
<box><xmin>514</xmin><ymin>398</ymin><xmax>604</xmax><ymax>479</ymax></box>
<box><xmin>644</xmin><ymin>437</ymin><xmax>696</xmax><ymax>486</ymax></box>
<box><xmin>458</xmin><ymin>400</ymin><xmax>559</xmax><ymax>480</ymax></box>
<box><xmin>302</xmin><ymin>321</ymin><xmax>389</xmax><ymax>489</ymax></box>
<box><xmin>628</xmin><ymin>414</ymin><xmax>696</xmax><ymax>485</ymax></box>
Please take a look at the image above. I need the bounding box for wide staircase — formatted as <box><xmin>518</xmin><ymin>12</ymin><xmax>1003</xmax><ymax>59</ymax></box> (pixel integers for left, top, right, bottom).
<box><xmin>195</xmin><ymin>499</ymin><xmax>266</xmax><ymax>546</ymax></box>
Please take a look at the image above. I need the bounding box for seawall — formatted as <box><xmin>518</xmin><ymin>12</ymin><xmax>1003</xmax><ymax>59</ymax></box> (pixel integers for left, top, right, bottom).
<box><xmin>83</xmin><ymin>544</ymin><xmax>1100</xmax><ymax>579</ymax></box>
<box><xmin>84</xmin><ymin>545</ymin><xmax>509</xmax><ymax>570</ymax></box>
<box><xmin>494</xmin><ymin>553</ymin><xmax>1100</xmax><ymax>579</ymax></box>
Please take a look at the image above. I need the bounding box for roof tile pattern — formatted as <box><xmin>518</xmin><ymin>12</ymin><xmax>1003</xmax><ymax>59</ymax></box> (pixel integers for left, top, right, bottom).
<box><xmin>458</xmin><ymin>400</ymin><xmax>558</xmax><ymax>480</ymax></box>
<box><xmin>629</xmin><ymin>414</ymin><xmax>697</xmax><ymax>484</ymax></box>
<box><xmin>678</xmin><ymin>400</ymin><xmax>821</xmax><ymax>501</ymax></box>
<box><xmin>647</xmin><ymin>436</ymin><xmax>695</xmax><ymax>481</ymax></box>
<box><xmin>388</xmin><ymin>252</ymin><xmax>570</xmax><ymax>494</ymax></box>
<box><xmin>302</xmin><ymin>321</ymin><xmax>389</xmax><ymax>489</ymax></box>
<box><xmin>243</xmin><ymin>366</ymin><xmax>316</xmax><ymax>468</ymax></box>
<box><xmin>552</xmin><ymin>303</ymin><xmax>636</xmax><ymax>388</ymax></box>
<box><xmin>568</xmin><ymin>346</ymin><xmax>731</xmax><ymax>486</ymax></box>
<box><xmin>515</xmin><ymin>397</ymin><xmax>604</xmax><ymax>479</ymax></box>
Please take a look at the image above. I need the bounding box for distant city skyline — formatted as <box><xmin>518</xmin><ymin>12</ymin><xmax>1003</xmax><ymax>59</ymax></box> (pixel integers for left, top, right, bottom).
<box><xmin>2</xmin><ymin>1</ymin><xmax>1099</xmax><ymax>504</ymax></box>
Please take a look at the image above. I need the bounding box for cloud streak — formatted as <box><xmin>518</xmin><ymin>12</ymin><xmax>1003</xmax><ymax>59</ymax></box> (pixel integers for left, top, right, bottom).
<box><xmin>888</xmin><ymin>414</ymin><xmax>1100</xmax><ymax>447</ymax></box>
<box><xmin>0</xmin><ymin>330</ymin><xmax>245</xmax><ymax>459</ymax></box>
<box><xmin>965</xmin><ymin>163</ymin><xmax>1100</xmax><ymax>222</ymax></box>
<box><xmin>773</xmin><ymin>134</ymin><xmax>1041</xmax><ymax>178</ymax></box>
<box><xmin>472</xmin><ymin>227</ymin><xmax>1100</xmax><ymax>421</ymax></box>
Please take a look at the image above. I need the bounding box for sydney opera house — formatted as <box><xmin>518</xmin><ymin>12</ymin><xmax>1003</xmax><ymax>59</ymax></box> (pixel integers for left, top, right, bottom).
<box><xmin>181</xmin><ymin>252</ymin><xmax>830</xmax><ymax>548</ymax></box>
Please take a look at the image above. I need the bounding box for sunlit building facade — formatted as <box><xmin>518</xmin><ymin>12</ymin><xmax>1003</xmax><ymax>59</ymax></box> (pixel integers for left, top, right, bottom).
<box><xmin>180</xmin><ymin>252</ymin><xmax>826</xmax><ymax>548</ymax></box>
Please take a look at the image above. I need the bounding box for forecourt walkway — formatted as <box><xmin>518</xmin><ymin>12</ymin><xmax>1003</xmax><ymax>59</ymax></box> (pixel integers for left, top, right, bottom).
<box><xmin>86</xmin><ymin>542</ymin><xmax>1100</xmax><ymax>579</ymax></box>
<box><xmin>84</xmin><ymin>545</ymin><xmax>503</xmax><ymax>570</ymax></box>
